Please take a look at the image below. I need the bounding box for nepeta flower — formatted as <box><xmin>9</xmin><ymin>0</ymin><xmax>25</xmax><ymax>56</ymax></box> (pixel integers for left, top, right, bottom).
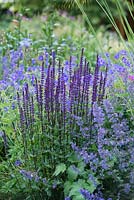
<box><xmin>0</xmin><ymin>131</ymin><xmax>4</xmax><ymax>137</ymax></box>
<box><xmin>80</xmin><ymin>189</ymin><xmax>105</xmax><ymax>200</ymax></box>
<box><xmin>19</xmin><ymin>38</ymin><xmax>32</xmax><ymax>48</ymax></box>
<box><xmin>98</xmin><ymin>55</ymin><xmax>106</xmax><ymax>67</ymax></box>
<box><xmin>20</xmin><ymin>169</ymin><xmax>33</xmax><ymax>180</ymax></box>
<box><xmin>114</xmin><ymin>50</ymin><xmax>127</xmax><ymax>59</ymax></box>
<box><xmin>42</xmin><ymin>178</ymin><xmax>47</xmax><ymax>184</ymax></box>
<box><xmin>20</xmin><ymin>170</ymin><xmax>40</xmax><ymax>182</ymax></box>
<box><xmin>65</xmin><ymin>197</ymin><xmax>71</xmax><ymax>200</ymax></box>
<box><xmin>38</xmin><ymin>55</ymin><xmax>44</xmax><ymax>61</ymax></box>
<box><xmin>14</xmin><ymin>160</ymin><xmax>22</xmax><ymax>167</ymax></box>
<box><xmin>130</xmin><ymin>171</ymin><xmax>134</xmax><ymax>184</ymax></box>
<box><xmin>93</xmin><ymin>103</ymin><xmax>105</xmax><ymax>126</ymax></box>
<box><xmin>124</xmin><ymin>183</ymin><xmax>131</xmax><ymax>194</ymax></box>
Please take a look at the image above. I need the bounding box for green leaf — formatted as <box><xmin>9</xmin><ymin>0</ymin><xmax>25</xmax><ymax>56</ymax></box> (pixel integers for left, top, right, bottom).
<box><xmin>87</xmin><ymin>176</ymin><xmax>99</xmax><ymax>193</ymax></box>
<box><xmin>68</xmin><ymin>152</ymin><xmax>81</xmax><ymax>163</ymax></box>
<box><xmin>77</xmin><ymin>161</ymin><xmax>86</xmax><ymax>173</ymax></box>
<box><xmin>69</xmin><ymin>182</ymin><xmax>83</xmax><ymax>197</ymax></box>
<box><xmin>69</xmin><ymin>179</ymin><xmax>89</xmax><ymax>197</ymax></box>
<box><xmin>64</xmin><ymin>181</ymin><xmax>73</xmax><ymax>197</ymax></box>
<box><xmin>67</xmin><ymin>165</ymin><xmax>78</xmax><ymax>181</ymax></box>
<box><xmin>53</xmin><ymin>163</ymin><xmax>66</xmax><ymax>176</ymax></box>
<box><xmin>108</xmin><ymin>155</ymin><xmax>117</xmax><ymax>167</ymax></box>
<box><xmin>72</xmin><ymin>194</ymin><xmax>85</xmax><ymax>200</ymax></box>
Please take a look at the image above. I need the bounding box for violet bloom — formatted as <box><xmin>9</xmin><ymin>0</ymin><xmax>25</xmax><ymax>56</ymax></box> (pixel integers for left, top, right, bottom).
<box><xmin>122</xmin><ymin>57</ymin><xmax>131</xmax><ymax>67</ymax></box>
<box><xmin>0</xmin><ymin>131</ymin><xmax>4</xmax><ymax>137</ymax></box>
<box><xmin>20</xmin><ymin>169</ymin><xmax>39</xmax><ymax>181</ymax></box>
<box><xmin>130</xmin><ymin>171</ymin><xmax>134</xmax><ymax>184</ymax></box>
<box><xmin>124</xmin><ymin>183</ymin><xmax>131</xmax><ymax>194</ymax></box>
<box><xmin>80</xmin><ymin>188</ymin><xmax>105</xmax><ymax>200</ymax></box>
<box><xmin>97</xmin><ymin>55</ymin><xmax>107</xmax><ymax>67</ymax></box>
<box><xmin>14</xmin><ymin>160</ymin><xmax>22</xmax><ymax>167</ymax></box>
<box><xmin>19</xmin><ymin>38</ymin><xmax>32</xmax><ymax>48</ymax></box>
<box><xmin>65</xmin><ymin>197</ymin><xmax>71</xmax><ymax>200</ymax></box>
<box><xmin>38</xmin><ymin>55</ymin><xmax>44</xmax><ymax>61</ymax></box>
<box><xmin>31</xmin><ymin>58</ymin><xmax>36</xmax><ymax>65</ymax></box>
<box><xmin>114</xmin><ymin>50</ymin><xmax>127</xmax><ymax>59</ymax></box>
<box><xmin>52</xmin><ymin>182</ymin><xmax>57</xmax><ymax>189</ymax></box>
<box><xmin>20</xmin><ymin>169</ymin><xmax>33</xmax><ymax>180</ymax></box>
<box><xmin>42</xmin><ymin>177</ymin><xmax>47</xmax><ymax>184</ymax></box>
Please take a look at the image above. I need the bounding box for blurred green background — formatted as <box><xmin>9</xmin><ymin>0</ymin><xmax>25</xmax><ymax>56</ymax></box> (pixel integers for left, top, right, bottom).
<box><xmin>0</xmin><ymin>0</ymin><xmax>133</xmax><ymax>38</ymax></box>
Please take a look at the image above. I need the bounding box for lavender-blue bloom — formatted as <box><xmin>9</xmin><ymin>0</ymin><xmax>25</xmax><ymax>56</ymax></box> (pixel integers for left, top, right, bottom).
<box><xmin>38</xmin><ymin>55</ymin><xmax>44</xmax><ymax>61</ymax></box>
<box><xmin>114</xmin><ymin>50</ymin><xmax>127</xmax><ymax>59</ymax></box>
<box><xmin>124</xmin><ymin>183</ymin><xmax>131</xmax><ymax>194</ymax></box>
<box><xmin>88</xmin><ymin>174</ymin><xmax>98</xmax><ymax>187</ymax></box>
<box><xmin>93</xmin><ymin>103</ymin><xmax>105</xmax><ymax>126</ymax></box>
<box><xmin>113</xmin><ymin>64</ymin><xmax>126</xmax><ymax>73</ymax></box>
<box><xmin>80</xmin><ymin>189</ymin><xmax>105</xmax><ymax>200</ymax></box>
<box><xmin>20</xmin><ymin>169</ymin><xmax>33</xmax><ymax>180</ymax></box>
<box><xmin>0</xmin><ymin>131</ymin><xmax>4</xmax><ymax>137</ymax></box>
<box><xmin>97</xmin><ymin>55</ymin><xmax>107</xmax><ymax>67</ymax></box>
<box><xmin>42</xmin><ymin>177</ymin><xmax>47</xmax><ymax>184</ymax></box>
<box><xmin>19</xmin><ymin>38</ymin><xmax>32</xmax><ymax>48</ymax></box>
<box><xmin>122</xmin><ymin>57</ymin><xmax>131</xmax><ymax>67</ymax></box>
<box><xmin>14</xmin><ymin>160</ymin><xmax>22</xmax><ymax>167</ymax></box>
<box><xmin>65</xmin><ymin>197</ymin><xmax>71</xmax><ymax>200</ymax></box>
<box><xmin>130</xmin><ymin>171</ymin><xmax>134</xmax><ymax>184</ymax></box>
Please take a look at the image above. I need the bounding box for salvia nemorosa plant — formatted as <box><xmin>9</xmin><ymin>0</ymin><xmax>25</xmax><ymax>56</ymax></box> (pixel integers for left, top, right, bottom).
<box><xmin>16</xmin><ymin>48</ymin><xmax>108</xmax><ymax>178</ymax></box>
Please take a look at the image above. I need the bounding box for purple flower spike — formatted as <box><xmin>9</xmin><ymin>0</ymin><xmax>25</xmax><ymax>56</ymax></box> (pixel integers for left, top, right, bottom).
<box><xmin>92</xmin><ymin>55</ymin><xmax>100</xmax><ymax>105</ymax></box>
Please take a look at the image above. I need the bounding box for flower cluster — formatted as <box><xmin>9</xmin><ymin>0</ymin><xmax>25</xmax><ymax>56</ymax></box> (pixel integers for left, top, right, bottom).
<box><xmin>2</xmin><ymin>46</ymin><xmax>134</xmax><ymax>199</ymax></box>
<box><xmin>72</xmin><ymin>98</ymin><xmax>134</xmax><ymax>199</ymax></box>
<box><xmin>80</xmin><ymin>188</ymin><xmax>110</xmax><ymax>200</ymax></box>
<box><xmin>16</xmin><ymin>49</ymin><xmax>108</xmax><ymax>173</ymax></box>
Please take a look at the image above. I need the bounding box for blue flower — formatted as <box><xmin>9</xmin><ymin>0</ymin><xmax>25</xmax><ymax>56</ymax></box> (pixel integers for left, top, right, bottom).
<box><xmin>114</xmin><ymin>50</ymin><xmax>127</xmax><ymax>59</ymax></box>
<box><xmin>130</xmin><ymin>171</ymin><xmax>134</xmax><ymax>184</ymax></box>
<box><xmin>80</xmin><ymin>188</ymin><xmax>105</xmax><ymax>200</ymax></box>
<box><xmin>38</xmin><ymin>55</ymin><xmax>44</xmax><ymax>61</ymax></box>
<box><xmin>65</xmin><ymin>197</ymin><xmax>71</xmax><ymax>200</ymax></box>
<box><xmin>42</xmin><ymin>177</ymin><xmax>47</xmax><ymax>184</ymax></box>
<box><xmin>14</xmin><ymin>160</ymin><xmax>22</xmax><ymax>167</ymax></box>
<box><xmin>124</xmin><ymin>183</ymin><xmax>131</xmax><ymax>194</ymax></box>
<box><xmin>31</xmin><ymin>58</ymin><xmax>36</xmax><ymax>65</ymax></box>
<box><xmin>97</xmin><ymin>55</ymin><xmax>107</xmax><ymax>67</ymax></box>
<box><xmin>0</xmin><ymin>131</ymin><xmax>4</xmax><ymax>137</ymax></box>
<box><xmin>20</xmin><ymin>169</ymin><xmax>33</xmax><ymax>180</ymax></box>
<box><xmin>19</xmin><ymin>38</ymin><xmax>32</xmax><ymax>48</ymax></box>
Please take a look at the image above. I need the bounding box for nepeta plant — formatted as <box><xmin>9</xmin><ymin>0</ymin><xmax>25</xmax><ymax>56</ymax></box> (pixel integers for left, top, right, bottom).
<box><xmin>72</xmin><ymin>98</ymin><xmax>134</xmax><ymax>200</ymax></box>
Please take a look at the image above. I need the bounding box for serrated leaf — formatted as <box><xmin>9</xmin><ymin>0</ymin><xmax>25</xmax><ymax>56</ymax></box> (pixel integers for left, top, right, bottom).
<box><xmin>69</xmin><ymin>179</ymin><xmax>89</xmax><ymax>197</ymax></box>
<box><xmin>69</xmin><ymin>182</ymin><xmax>82</xmax><ymax>197</ymax></box>
<box><xmin>77</xmin><ymin>161</ymin><xmax>86</xmax><ymax>173</ymax></box>
<box><xmin>108</xmin><ymin>156</ymin><xmax>117</xmax><ymax>167</ymax></box>
<box><xmin>64</xmin><ymin>181</ymin><xmax>73</xmax><ymax>196</ymax></box>
<box><xmin>72</xmin><ymin>194</ymin><xmax>85</xmax><ymax>200</ymax></box>
<box><xmin>87</xmin><ymin>177</ymin><xmax>99</xmax><ymax>193</ymax></box>
<box><xmin>53</xmin><ymin>163</ymin><xmax>66</xmax><ymax>176</ymax></box>
<box><xmin>68</xmin><ymin>152</ymin><xmax>81</xmax><ymax>163</ymax></box>
<box><xmin>67</xmin><ymin>165</ymin><xmax>78</xmax><ymax>181</ymax></box>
